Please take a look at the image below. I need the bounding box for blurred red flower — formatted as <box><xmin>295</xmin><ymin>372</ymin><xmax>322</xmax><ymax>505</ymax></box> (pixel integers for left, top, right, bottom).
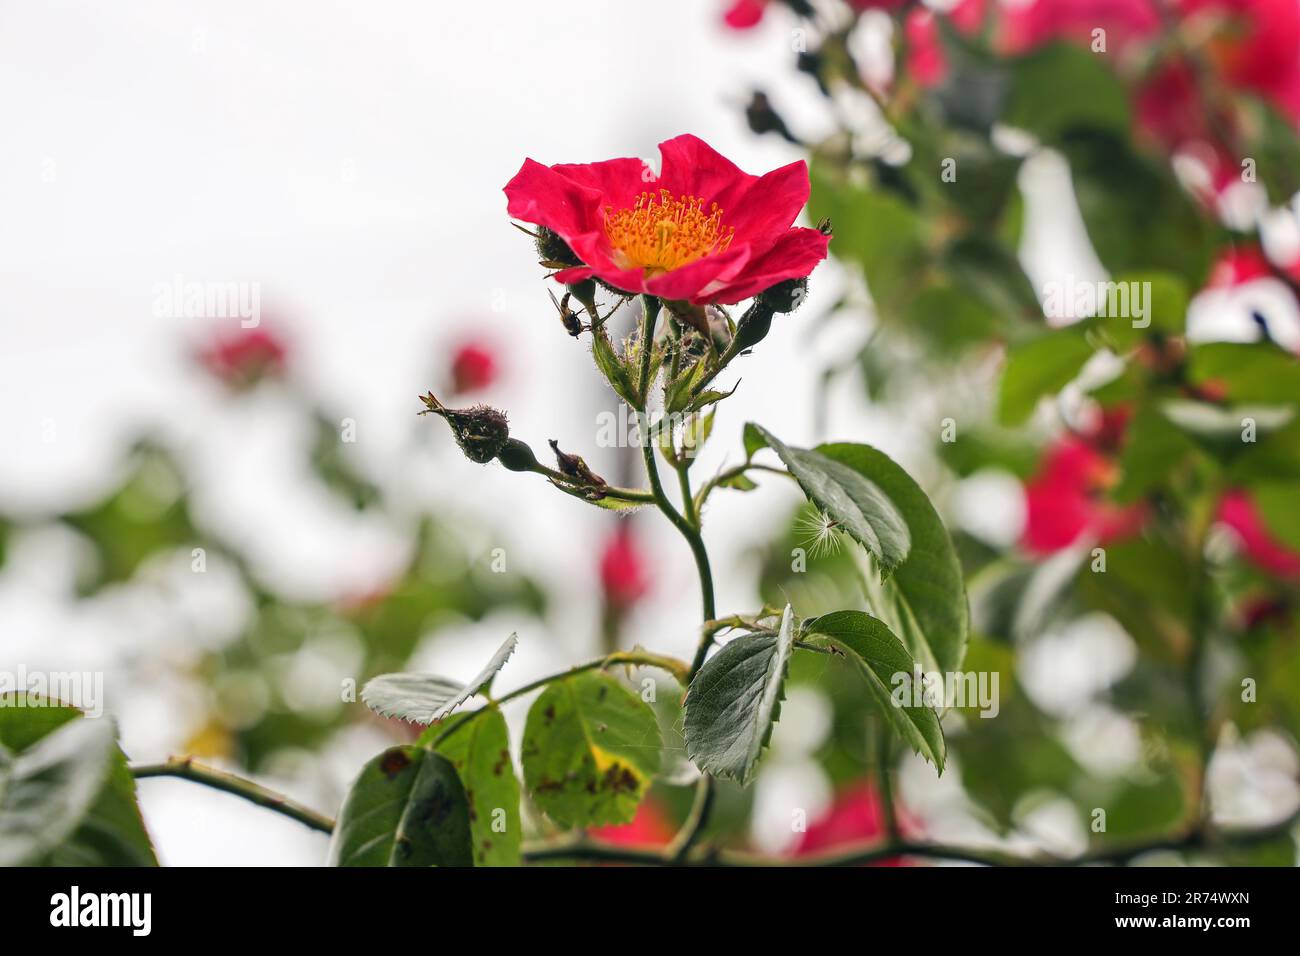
<box><xmin>196</xmin><ymin>326</ymin><xmax>287</xmax><ymax>388</ymax></box>
<box><xmin>1218</xmin><ymin>489</ymin><xmax>1300</xmax><ymax>577</ymax></box>
<box><xmin>1021</xmin><ymin>409</ymin><xmax>1147</xmax><ymax>556</ymax></box>
<box><xmin>504</xmin><ymin>134</ymin><xmax>828</xmax><ymax>306</ymax></box>
<box><xmin>599</xmin><ymin>523</ymin><xmax>652</xmax><ymax>610</ymax></box>
<box><xmin>791</xmin><ymin>781</ymin><xmax>914</xmax><ymax>864</ymax></box>
<box><xmin>449</xmin><ymin>339</ymin><xmax>498</xmax><ymax>395</ymax></box>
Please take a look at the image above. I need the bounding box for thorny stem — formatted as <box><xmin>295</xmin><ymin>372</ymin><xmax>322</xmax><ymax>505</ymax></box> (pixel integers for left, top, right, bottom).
<box><xmin>131</xmin><ymin>758</ymin><xmax>335</xmax><ymax>834</ymax></box>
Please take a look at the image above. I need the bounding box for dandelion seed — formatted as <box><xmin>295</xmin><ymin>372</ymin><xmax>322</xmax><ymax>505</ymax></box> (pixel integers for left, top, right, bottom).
<box><xmin>796</xmin><ymin>508</ymin><xmax>844</xmax><ymax>559</ymax></box>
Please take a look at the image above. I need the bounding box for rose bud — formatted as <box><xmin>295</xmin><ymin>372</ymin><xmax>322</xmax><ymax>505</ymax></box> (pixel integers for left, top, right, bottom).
<box><xmin>418</xmin><ymin>392</ymin><xmax>510</xmax><ymax>464</ymax></box>
<box><xmin>534</xmin><ymin>225</ymin><xmax>582</xmax><ymax>269</ymax></box>
<box><xmin>548</xmin><ymin>439</ymin><xmax>607</xmax><ymax>489</ymax></box>
<box><xmin>497</xmin><ymin>437</ymin><xmax>540</xmax><ymax>472</ymax></box>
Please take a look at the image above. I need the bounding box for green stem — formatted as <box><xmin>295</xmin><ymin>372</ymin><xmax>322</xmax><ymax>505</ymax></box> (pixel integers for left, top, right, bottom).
<box><xmin>693</xmin><ymin>462</ymin><xmax>791</xmax><ymax>514</ymax></box>
<box><xmin>132</xmin><ymin>758</ymin><xmax>334</xmax><ymax>834</ymax></box>
<box><xmin>665</xmin><ymin>775</ymin><xmax>716</xmax><ymax>863</ymax></box>
<box><xmin>634</xmin><ymin>297</ymin><xmax>717</xmax><ymax>658</ymax></box>
<box><xmin>874</xmin><ymin>719</ymin><xmax>900</xmax><ymax>841</ymax></box>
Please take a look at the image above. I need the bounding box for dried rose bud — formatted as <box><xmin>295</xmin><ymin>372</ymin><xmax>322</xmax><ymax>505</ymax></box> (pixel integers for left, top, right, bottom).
<box><xmin>548</xmin><ymin>439</ymin><xmax>606</xmax><ymax>488</ymax></box>
<box><xmin>419</xmin><ymin>392</ymin><xmax>509</xmax><ymax>464</ymax></box>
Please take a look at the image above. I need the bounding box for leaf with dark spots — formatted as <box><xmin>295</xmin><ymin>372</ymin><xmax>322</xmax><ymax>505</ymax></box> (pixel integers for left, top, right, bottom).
<box><xmin>521</xmin><ymin>672</ymin><xmax>661</xmax><ymax>828</ymax></box>
<box><xmin>427</xmin><ymin>706</ymin><xmax>522</xmax><ymax>866</ymax></box>
<box><xmin>379</xmin><ymin>748</ymin><xmax>411</xmax><ymax>779</ymax></box>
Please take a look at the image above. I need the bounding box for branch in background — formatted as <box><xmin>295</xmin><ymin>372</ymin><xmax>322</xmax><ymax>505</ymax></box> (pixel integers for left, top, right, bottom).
<box><xmin>132</xmin><ymin>757</ymin><xmax>335</xmax><ymax>834</ymax></box>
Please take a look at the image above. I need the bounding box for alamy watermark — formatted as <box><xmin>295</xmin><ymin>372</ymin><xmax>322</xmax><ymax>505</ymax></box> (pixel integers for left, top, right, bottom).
<box><xmin>596</xmin><ymin>404</ymin><xmax>709</xmax><ymax>458</ymax></box>
<box><xmin>891</xmin><ymin>669</ymin><xmax>1000</xmax><ymax>719</ymax></box>
<box><xmin>0</xmin><ymin>667</ymin><xmax>104</xmax><ymax>717</ymax></box>
<box><xmin>1042</xmin><ymin>275</ymin><xmax>1151</xmax><ymax>328</ymax></box>
<box><xmin>152</xmin><ymin>273</ymin><xmax>261</xmax><ymax>328</ymax></box>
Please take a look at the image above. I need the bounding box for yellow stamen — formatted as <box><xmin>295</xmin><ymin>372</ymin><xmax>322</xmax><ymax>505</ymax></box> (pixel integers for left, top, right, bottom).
<box><xmin>603</xmin><ymin>189</ymin><xmax>734</xmax><ymax>274</ymax></box>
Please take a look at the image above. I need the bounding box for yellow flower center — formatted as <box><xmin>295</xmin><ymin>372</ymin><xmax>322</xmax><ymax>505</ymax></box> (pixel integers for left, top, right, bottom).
<box><xmin>604</xmin><ymin>189</ymin><xmax>735</xmax><ymax>275</ymax></box>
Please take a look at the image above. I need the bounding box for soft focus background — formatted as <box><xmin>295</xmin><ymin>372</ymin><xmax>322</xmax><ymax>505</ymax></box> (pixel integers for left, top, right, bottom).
<box><xmin>4</xmin><ymin>0</ymin><xmax>1298</xmax><ymax>865</ymax></box>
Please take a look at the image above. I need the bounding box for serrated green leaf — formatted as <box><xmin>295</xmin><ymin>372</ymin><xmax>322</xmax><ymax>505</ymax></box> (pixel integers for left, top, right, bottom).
<box><xmin>814</xmin><ymin>442</ymin><xmax>969</xmax><ymax>675</ymax></box>
<box><xmin>801</xmin><ymin>610</ymin><xmax>945</xmax><ymax>772</ymax></box>
<box><xmin>329</xmin><ymin>746</ymin><xmax>472</xmax><ymax>866</ymax></box>
<box><xmin>427</xmin><ymin>706</ymin><xmax>521</xmax><ymax>867</ymax></box>
<box><xmin>683</xmin><ymin>605</ymin><xmax>796</xmax><ymax>785</ymax></box>
<box><xmin>361</xmin><ymin>633</ymin><xmax>518</xmax><ymax>725</ymax></box>
<box><xmin>521</xmin><ymin>672</ymin><xmax>660</xmax><ymax>828</ymax></box>
<box><xmin>750</xmin><ymin>425</ymin><xmax>911</xmax><ymax>577</ymax></box>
